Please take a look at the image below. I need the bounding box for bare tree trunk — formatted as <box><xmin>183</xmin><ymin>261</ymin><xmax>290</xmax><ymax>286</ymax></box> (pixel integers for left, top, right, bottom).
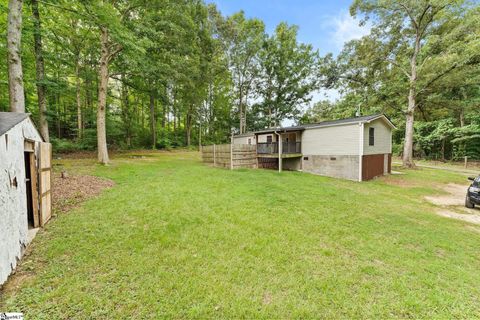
<box><xmin>55</xmin><ymin>86</ymin><xmax>61</xmax><ymax>138</ymax></box>
<box><xmin>120</xmin><ymin>75</ymin><xmax>131</xmax><ymax>148</ymax></box>
<box><xmin>198</xmin><ymin>121</ymin><xmax>201</xmax><ymax>149</ymax></box>
<box><xmin>31</xmin><ymin>0</ymin><xmax>49</xmax><ymax>141</ymax></box>
<box><xmin>239</xmin><ymin>82</ymin><xmax>244</xmax><ymax>134</ymax></box>
<box><xmin>186</xmin><ymin>106</ymin><xmax>192</xmax><ymax>146</ymax></box>
<box><xmin>85</xmin><ymin>63</ymin><xmax>93</xmax><ymax>128</ymax></box>
<box><xmin>173</xmin><ymin>102</ymin><xmax>177</xmax><ymax>143</ymax></box>
<box><xmin>7</xmin><ymin>0</ymin><xmax>25</xmax><ymax>113</ymax></box>
<box><xmin>149</xmin><ymin>92</ymin><xmax>156</xmax><ymax>149</ymax></box>
<box><xmin>75</xmin><ymin>56</ymin><xmax>82</xmax><ymax>140</ymax></box>
<box><xmin>97</xmin><ymin>27</ymin><xmax>110</xmax><ymax>164</ymax></box>
<box><xmin>402</xmin><ymin>34</ymin><xmax>421</xmax><ymax>168</ymax></box>
<box><xmin>403</xmin><ymin>99</ymin><xmax>415</xmax><ymax>167</ymax></box>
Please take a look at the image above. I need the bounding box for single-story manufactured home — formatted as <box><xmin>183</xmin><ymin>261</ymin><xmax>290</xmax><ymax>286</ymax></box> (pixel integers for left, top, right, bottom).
<box><xmin>233</xmin><ymin>114</ymin><xmax>395</xmax><ymax>181</ymax></box>
<box><xmin>0</xmin><ymin>112</ymin><xmax>52</xmax><ymax>285</ymax></box>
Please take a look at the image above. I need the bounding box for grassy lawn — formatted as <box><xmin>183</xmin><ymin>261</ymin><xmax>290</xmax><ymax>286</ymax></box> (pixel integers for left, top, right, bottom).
<box><xmin>2</xmin><ymin>151</ymin><xmax>480</xmax><ymax>318</ymax></box>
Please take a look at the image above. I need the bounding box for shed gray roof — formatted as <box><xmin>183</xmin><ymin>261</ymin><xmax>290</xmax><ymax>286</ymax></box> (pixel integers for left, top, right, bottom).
<box><xmin>0</xmin><ymin>112</ymin><xmax>29</xmax><ymax>136</ymax></box>
<box><xmin>250</xmin><ymin>114</ymin><xmax>395</xmax><ymax>135</ymax></box>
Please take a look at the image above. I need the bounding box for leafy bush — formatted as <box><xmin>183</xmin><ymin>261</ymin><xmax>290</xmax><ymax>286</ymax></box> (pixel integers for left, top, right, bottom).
<box><xmin>51</xmin><ymin>138</ymin><xmax>94</xmax><ymax>153</ymax></box>
<box><xmin>392</xmin><ymin>143</ymin><xmax>403</xmax><ymax>156</ymax></box>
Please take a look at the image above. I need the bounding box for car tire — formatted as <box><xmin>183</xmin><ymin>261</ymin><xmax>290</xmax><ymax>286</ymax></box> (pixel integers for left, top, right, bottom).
<box><xmin>465</xmin><ymin>196</ymin><xmax>475</xmax><ymax>209</ymax></box>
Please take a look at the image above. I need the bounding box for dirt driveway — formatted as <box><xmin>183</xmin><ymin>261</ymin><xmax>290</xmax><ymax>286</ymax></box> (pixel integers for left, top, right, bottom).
<box><xmin>425</xmin><ymin>183</ymin><xmax>480</xmax><ymax>225</ymax></box>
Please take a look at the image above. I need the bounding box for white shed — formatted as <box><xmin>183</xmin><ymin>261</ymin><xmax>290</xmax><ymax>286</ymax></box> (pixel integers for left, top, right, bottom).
<box><xmin>0</xmin><ymin>112</ymin><xmax>52</xmax><ymax>285</ymax></box>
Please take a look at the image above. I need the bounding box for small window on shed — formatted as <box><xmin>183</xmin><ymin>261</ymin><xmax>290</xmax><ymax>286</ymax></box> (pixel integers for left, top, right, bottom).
<box><xmin>248</xmin><ymin>138</ymin><xmax>251</xmax><ymax>145</ymax></box>
<box><xmin>267</xmin><ymin>135</ymin><xmax>272</xmax><ymax>143</ymax></box>
<box><xmin>369</xmin><ymin>127</ymin><xmax>375</xmax><ymax>146</ymax></box>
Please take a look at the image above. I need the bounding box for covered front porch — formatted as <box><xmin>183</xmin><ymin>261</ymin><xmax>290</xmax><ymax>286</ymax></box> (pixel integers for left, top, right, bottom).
<box><xmin>255</xmin><ymin>129</ymin><xmax>303</xmax><ymax>156</ymax></box>
<box><xmin>254</xmin><ymin>128</ymin><xmax>303</xmax><ymax>171</ymax></box>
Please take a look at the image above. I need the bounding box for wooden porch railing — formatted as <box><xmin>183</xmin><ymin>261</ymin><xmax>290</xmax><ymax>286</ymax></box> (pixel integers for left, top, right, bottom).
<box><xmin>257</xmin><ymin>142</ymin><xmax>301</xmax><ymax>154</ymax></box>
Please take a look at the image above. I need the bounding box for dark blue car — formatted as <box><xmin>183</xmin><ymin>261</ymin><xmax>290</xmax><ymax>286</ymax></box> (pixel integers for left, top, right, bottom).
<box><xmin>466</xmin><ymin>176</ymin><xmax>480</xmax><ymax>208</ymax></box>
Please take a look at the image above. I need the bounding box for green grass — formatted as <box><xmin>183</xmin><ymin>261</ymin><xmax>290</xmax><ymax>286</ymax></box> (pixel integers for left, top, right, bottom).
<box><xmin>2</xmin><ymin>151</ymin><xmax>480</xmax><ymax>318</ymax></box>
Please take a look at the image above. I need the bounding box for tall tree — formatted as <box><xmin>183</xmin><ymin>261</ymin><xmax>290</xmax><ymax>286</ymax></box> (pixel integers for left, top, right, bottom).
<box><xmin>351</xmin><ymin>0</ymin><xmax>480</xmax><ymax>167</ymax></box>
<box><xmin>30</xmin><ymin>0</ymin><xmax>49</xmax><ymax>141</ymax></box>
<box><xmin>257</xmin><ymin>22</ymin><xmax>319</xmax><ymax>127</ymax></box>
<box><xmin>83</xmin><ymin>0</ymin><xmax>139</xmax><ymax>164</ymax></box>
<box><xmin>213</xmin><ymin>11</ymin><xmax>265</xmax><ymax>134</ymax></box>
<box><xmin>7</xmin><ymin>0</ymin><xmax>25</xmax><ymax>112</ymax></box>
<box><xmin>97</xmin><ymin>24</ymin><xmax>122</xmax><ymax>164</ymax></box>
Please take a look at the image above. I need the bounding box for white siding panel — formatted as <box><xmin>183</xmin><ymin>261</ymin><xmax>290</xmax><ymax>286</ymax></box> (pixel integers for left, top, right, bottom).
<box><xmin>302</xmin><ymin>124</ymin><xmax>360</xmax><ymax>156</ymax></box>
<box><xmin>0</xmin><ymin>118</ymin><xmax>43</xmax><ymax>284</ymax></box>
<box><xmin>257</xmin><ymin>133</ymin><xmax>276</xmax><ymax>143</ymax></box>
<box><xmin>363</xmin><ymin>118</ymin><xmax>392</xmax><ymax>155</ymax></box>
<box><xmin>233</xmin><ymin>135</ymin><xmax>255</xmax><ymax>145</ymax></box>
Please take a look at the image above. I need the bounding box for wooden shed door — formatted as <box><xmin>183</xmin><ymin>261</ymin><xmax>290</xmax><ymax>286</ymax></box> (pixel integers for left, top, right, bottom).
<box><xmin>39</xmin><ymin>142</ymin><xmax>52</xmax><ymax>226</ymax></box>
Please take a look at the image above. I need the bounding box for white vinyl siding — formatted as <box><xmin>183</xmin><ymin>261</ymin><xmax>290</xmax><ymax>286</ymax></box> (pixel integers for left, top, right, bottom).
<box><xmin>257</xmin><ymin>134</ymin><xmax>277</xmax><ymax>143</ymax></box>
<box><xmin>363</xmin><ymin>119</ymin><xmax>392</xmax><ymax>155</ymax></box>
<box><xmin>233</xmin><ymin>135</ymin><xmax>255</xmax><ymax>145</ymax></box>
<box><xmin>302</xmin><ymin>123</ymin><xmax>361</xmax><ymax>156</ymax></box>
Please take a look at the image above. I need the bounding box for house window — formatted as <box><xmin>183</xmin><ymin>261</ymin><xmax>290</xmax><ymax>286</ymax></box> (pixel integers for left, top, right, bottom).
<box><xmin>267</xmin><ymin>135</ymin><xmax>272</xmax><ymax>143</ymax></box>
<box><xmin>369</xmin><ymin>127</ymin><xmax>375</xmax><ymax>146</ymax></box>
<box><xmin>248</xmin><ymin>138</ymin><xmax>251</xmax><ymax>145</ymax></box>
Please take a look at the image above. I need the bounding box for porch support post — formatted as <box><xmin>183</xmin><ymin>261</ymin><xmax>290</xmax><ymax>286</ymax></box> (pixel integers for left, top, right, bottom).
<box><xmin>230</xmin><ymin>135</ymin><xmax>233</xmax><ymax>170</ymax></box>
<box><xmin>358</xmin><ymin>123</ymin><xmax>364</xmax><ymax>182</ymax></box>
<box><xmin>278</xmin><ymin>134</ymin><xmax>282</xmax><ymax>173</ymax></box>
<box><xmin>213</xmin><ymin>144</ymin><xmax>216</xmax><ymax>167</ymax></box>
<box><xmin>255</xmin><ymin>133</ymin><xmax>259</xmax><ymax>169</ymax></box>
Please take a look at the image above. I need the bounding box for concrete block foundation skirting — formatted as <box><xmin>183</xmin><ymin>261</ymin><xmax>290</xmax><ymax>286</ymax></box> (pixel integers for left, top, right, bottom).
<box><xmin>302</xmin><ymin>155</ymin><xmax>359</xmax><ymax>181</ymax></box>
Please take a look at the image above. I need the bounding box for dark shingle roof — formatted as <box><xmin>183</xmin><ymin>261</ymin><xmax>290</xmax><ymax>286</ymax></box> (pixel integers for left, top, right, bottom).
<box><xmin>250</xmin><ymin>114</ymin><xmax>395</xmax><ymax>135</ymax></box>
<box><xmin>302</xmin><ymin>114</ymin><xmax>385</xmax><ymax>128</ymax></box>
<box><xmin>0</xmin><ymin>112</ymin><xmax>29</xmax><ymax>136</ymax></box>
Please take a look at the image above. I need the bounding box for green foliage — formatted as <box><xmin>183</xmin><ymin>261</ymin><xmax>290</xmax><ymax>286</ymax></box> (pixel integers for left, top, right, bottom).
<box><xmin>255</xmin><ymin>22</ymin><xmax>319</xmax><ymax>128</ymax></box>
<box><xmin>451</xmin><ymin>115</ymin><xmax>480</xmax><ymax>160</ymax></box>
<box><xmin>1</xmin><ymin>0</ymin><xmax>479</xmax><ymax>160</ymax></box>
<box><xmin>50</xmin><ymin>138</ymin><xmax>93</xmax><ymax>153</ymax></box>
<box><xmin>310</xmin><ymin>0</ymin><xmax>480</xmax><ymax>162</ymax></box>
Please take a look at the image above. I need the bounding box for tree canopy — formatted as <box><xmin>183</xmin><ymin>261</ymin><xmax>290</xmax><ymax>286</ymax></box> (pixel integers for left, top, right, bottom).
<box><xmin>2</xmin><ymin>0</ymin><xmax>479</xmax><ymax>163</ymax></box>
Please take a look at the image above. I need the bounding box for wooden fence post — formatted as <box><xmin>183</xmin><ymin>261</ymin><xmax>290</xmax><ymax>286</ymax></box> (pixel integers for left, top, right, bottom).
<box><xmin>213</xmin><ymin>144</ymin><xmax>216</xmax><ymax>167</ymax></box>
<box><xmin>465</xmin><ymin>156</ymin><xmax>468</xmax><ymax>169</ymax></box>
<box><xmin>230</xmin><ymin>136</ymin><xmax>234</xmax><ymax>170</ymax></box>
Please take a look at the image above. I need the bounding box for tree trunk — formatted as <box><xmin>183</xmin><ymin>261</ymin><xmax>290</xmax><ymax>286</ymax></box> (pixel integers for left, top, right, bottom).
<box><xmin>239</xmin><ymin>82</ymin><xmax>244</xmax><ymax>134</ymax></box>
<box><xmin>403</xmin><ymin>99</ymin><xmax>415</xmax><ymax>167</ymax></box>
<box><xmin>97</xmin><ymin>27</ymin><xmax>110</xmax><ymax>164</ymax></box>
<box><xmin>120</xmin><ymin>75</ymin><xmax>131</xmax><ymax>147</ymax></box>
<box><xmin>402</xmin><ymin>34</ymin><xmax>421</xmax><ymax>168</ymax></box>
<box><xmin>198</xmin><ymin>121</ymin><xmax>201</xmax><ymax>149</ymax></box>
<box><xmin>186</xmin><ymin>106</ymin><xmax>192</xmax><ymax>146</ymax></box>
<box><xmin>55</xmin><ymin>87</ymin><xmax>61</xmax><ymax>138</ymax></box>
<box><xmin>173</xmin><ymin>102</ymin><xmax>177</xmax><ymax>143</ymax></box>
<box><xmin>441</xmin><ymin>138</ymin><xmax>445</xmax><ymax>161</ymax></box>
<box><xmin>75</xmin><ymin>56</ymin><xmax>82</xmax><ymax>140</ymax></box>
<box><xmin>161</xmin><ymin>93</ymin><xmax>166</xmax><ymax>129</ymax></box>
<box><xmin>31</xmin><ymin>0</ymin><xmax>49</xmax><ymax>141</ymax></box>
<box><xmin>85</xmin><ymin>63</ymin><xmax>93</xmax><ymax>128</ymax></box>
<box><xmin>7</xmin><ymin>0</ymin><xmax>25</xmax><ymax>113</ymax></box>
<box><xmin>149</xmin><ymin>92</ymin><xmax>156</xmax><ymax>149</ymax></box>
